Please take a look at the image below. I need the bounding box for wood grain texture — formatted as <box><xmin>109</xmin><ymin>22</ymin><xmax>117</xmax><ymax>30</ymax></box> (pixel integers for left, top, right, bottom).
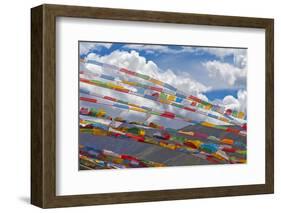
<box><xmin>265</xmin><ymin>20</ymin><xmax>274</xmax><ymax>193</ymax></box>
<box><xmin>31</xmin><ymin>5</ymin><xmax>43</xmax><ymax>207</ymax></box>
<box><xmin>31</xmin><ymin>4</ymin><xmax>274</xmax><ymax>208</ymax></box>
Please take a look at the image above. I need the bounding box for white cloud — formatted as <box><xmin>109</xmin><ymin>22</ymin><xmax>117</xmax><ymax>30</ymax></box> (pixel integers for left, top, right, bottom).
<box><xmin>201</xmin><ymin>48</ymin><xmax>236</xmax><ymax>59</ymax></box>
<box><xmin>123</xmin><ymin>45</ymin><xmax>247</xmax><ymax>68</ymax></box>
<box><xmin>233</xmin><ymin>52</ymin><xmax>247</xmax><ymax>68</ymax></box>
<box><xmin>86</xmin><ymin>50</ymin><xmax>209</xmax><ymax>95</ymax></box>
<box><xmin>123</xmin><ymin>44</ymin><xmax>198</xmax><ymax>55</ymax></box>
<box><xmin>236</xmin><ymin>89</ymin><xmax>247</xmax><ymax>113</ymax></box>
<box><xmin>123</xmin><ymin>44</ymin><xmax>170</xmax><ymax>53</ymax></box>
<box><xmin>212</xmin><ymin>89</ymin><xmax>247</xmax><ymax>114</ymax></box>
<box><xmin>197</xmin><ymin>93</ymin><xmax>209</xmax><ymax>102</ymax></box>
<box><xmin>202</xmin><ymin>60</ymin><xmax>246</xmax><ymax>88</ymax></box>
<box><xmin>201</xmin><ymin>48</ymin><xmax>246</xmax><ymax>63</ymax></box>
<box><xmin>81</xmin><ymin>50</ymin><xmax>214</xmax><ymax>127</ymax></box>
<box><xmin>222</xmin><ymin>95</ymin><xmax>240</xmax><ymax>109</ymax></box>
<box><xmin>183</xmin><ymin>47</ymin><xmax>247</xmax><ymax>67</ymax></box>
<box><xmin>80</xmin><ymin>42</ymin><xmax>112</xmax><ymax>55</ymax></box>
<box><xmin>82</xmin><ymin>49</ymin><xmax>248</xmax><ymax>127</ymax></box>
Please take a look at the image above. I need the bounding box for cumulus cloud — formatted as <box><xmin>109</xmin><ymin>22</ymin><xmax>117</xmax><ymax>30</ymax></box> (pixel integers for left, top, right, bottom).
<box><xmin>236</xmin><ymin>89</ymin><xmax>247</xmax><ymax>113</ymax></box>
<box><xmin>202</xmin><ymin>60</ymin><xmax>246</xmax><ymax>88</ymax></box>
<box><xmin>179</xmin><ymin>47</ymin><xmax>247</xmax><ymax>67</ymax></box>
<box><xmin>85</xmin><ymin>50</ymin><xmax>209</xmax><ymax>95</ymax></box>
<box><xmin>123</xmin><ymin>44</ymin><xmax>171</xmax><ymax>54</ymax></box>
<box><xmin>200</xmin><ymin>48</ymin><xmax>246</xmax><ymax>64</ymax></box>
<box><xmin>81</xmin><ymin>48</ymin><xmax>247</xmax><ymax>127</ymax></box>
<box><xmin>212</xmin><ymin>89</ymin><xmax>247</xmax><ymax>114</ymax></box>
<box><xmin>233</xmin><ymin>52</ymin><xmax>247</xmax><ymax>68</ymax></box>
<box><xmin>80</xmin><ymin>50</ymin><xmax>214</xmax><ymax>127</ymax></box>
<box><xmin>80</xmin><ymin>42</ymin><xmax>112</xmax><ymax>55</ymax></box>
<box><xmin>123</xmin><ymin>45</ymin><xmax>247</xmax><ymax>67</ymax></box>
<box><xmin>181</xmin><ymin>47</ymin><xmax>247</xmax><ymax>69</ymax></box>
<box><xmin>123</xmin><ymin>44</ymin><xmax>200</xmax><ymax>55</ymax></box>
<box><xmin>197</xmin><ymin>93</ymin><xmax>209</xmax><ymax>102</ymax></box>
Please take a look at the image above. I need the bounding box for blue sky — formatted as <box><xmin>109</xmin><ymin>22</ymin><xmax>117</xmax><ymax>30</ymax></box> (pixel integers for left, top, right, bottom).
<box><xmin>80</xmin><ymin>42</ymin><xmax>246</xmax><ymax>101</ymax></box>
<box><xmin>79</xmin><ymin>41</ymin><xmax>247</xmax><ymax>127</ymax></box>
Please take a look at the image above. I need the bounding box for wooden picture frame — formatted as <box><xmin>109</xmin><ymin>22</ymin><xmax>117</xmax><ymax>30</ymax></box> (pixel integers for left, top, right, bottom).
<box><xmin>31</xmin><ymin>4</ymin><xmax>274</xmax><ymax>208</ymax></box>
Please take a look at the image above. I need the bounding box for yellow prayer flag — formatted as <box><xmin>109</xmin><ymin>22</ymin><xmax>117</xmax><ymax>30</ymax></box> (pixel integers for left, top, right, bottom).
<box><xmin>201</xmin><ymin>121</ymin><xmax>215</xmax><ymax>128</ymax></box>
<box><xmin>150</xmin><ymin>78</ymin><xmax>163</xmax><ymax>85</ymax></box>
<box><xmin>168</xmin><ymin>95</ymin><xmax>176</xmax><ymax>101</ymax></box>
<box><xmin>131</xmin><ymin>107</ymin><xmax>146</xmax><ymax>113</ymax></box>
<box><xmin>237</xmin><ymin>112</ymin><xmax>245</xmax><ymax>119</ymax></box>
